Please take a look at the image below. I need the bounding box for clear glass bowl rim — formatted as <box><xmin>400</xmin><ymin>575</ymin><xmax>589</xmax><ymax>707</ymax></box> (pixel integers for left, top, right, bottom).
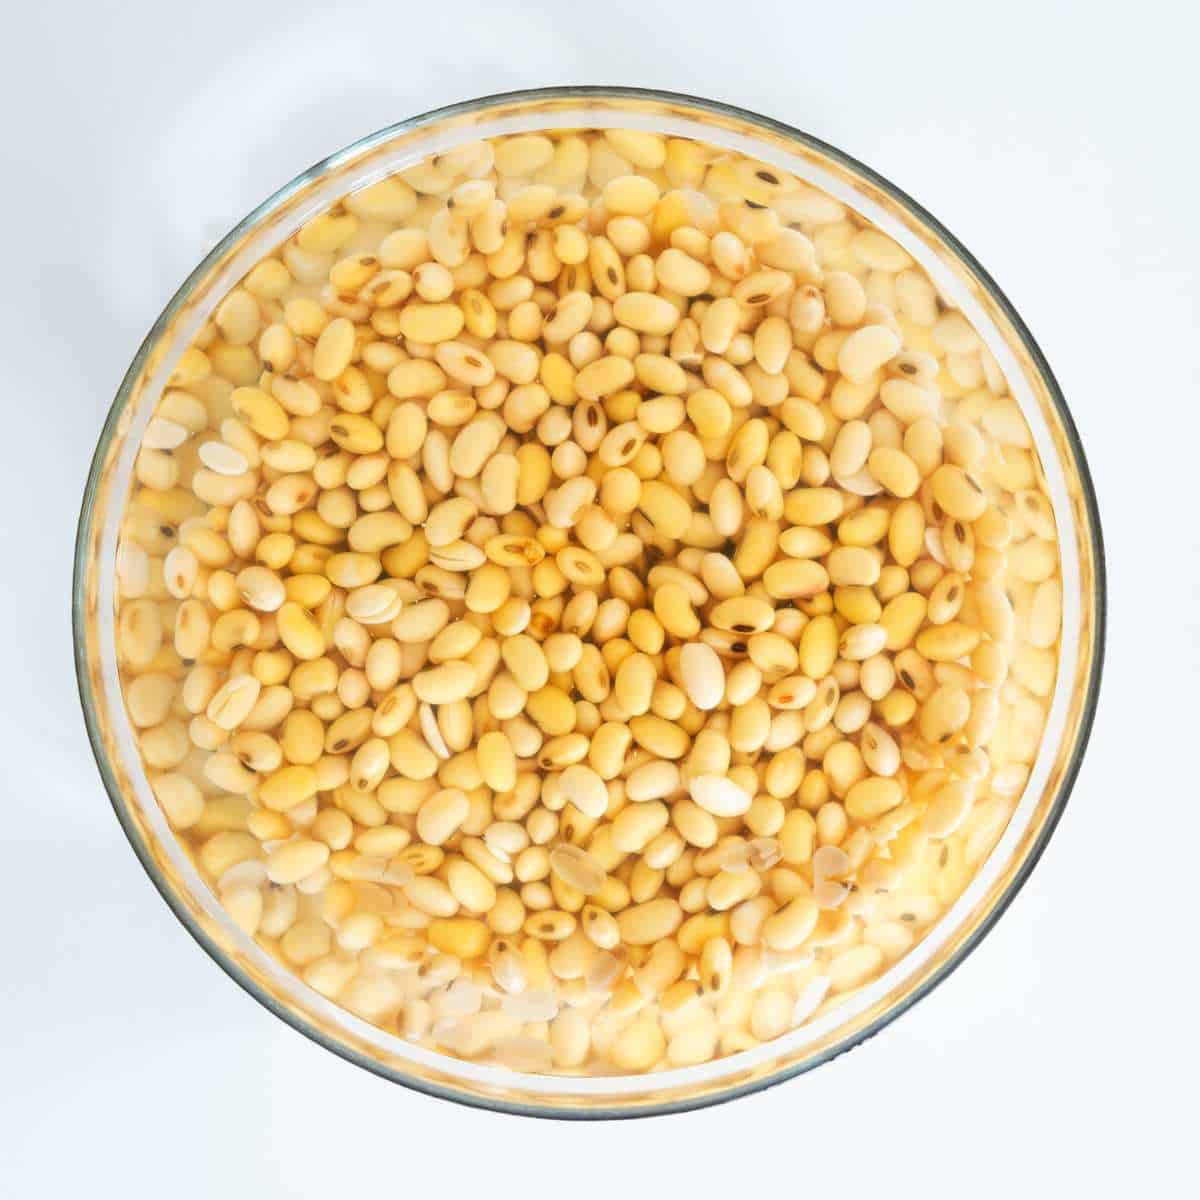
<box><xmin>73</xmin><ymin>85</ymin><xmax>1107</xmax><ymax>1119</ymax></box>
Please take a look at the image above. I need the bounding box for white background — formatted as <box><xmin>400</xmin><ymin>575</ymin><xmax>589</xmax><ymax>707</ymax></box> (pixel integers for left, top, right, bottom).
<box><xmin>1</xmin><ymin>1</ymin><xmax>1194</xmax><ymax>1195</ymax></box>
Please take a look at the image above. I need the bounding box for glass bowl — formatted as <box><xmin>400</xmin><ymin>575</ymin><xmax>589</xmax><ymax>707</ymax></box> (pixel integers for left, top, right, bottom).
<box><xmin>73</xmin><ymin>86</ymin><xmax>1105</xmax><ymax>1118</ymax></box>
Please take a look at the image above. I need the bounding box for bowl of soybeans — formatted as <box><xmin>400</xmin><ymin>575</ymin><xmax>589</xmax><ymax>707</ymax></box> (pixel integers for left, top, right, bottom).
<box><xmin>75</xmin><ymin>88</ymin><xmax>1104</xmax><ymax>1117</ymax></box>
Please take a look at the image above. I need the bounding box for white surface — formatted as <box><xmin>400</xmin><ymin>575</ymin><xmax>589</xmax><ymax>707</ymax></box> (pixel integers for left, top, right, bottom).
<box><xmin>0</xmin><ymin>1</ymin><xmax>1193</xmax><ymax>1195</ymax></box>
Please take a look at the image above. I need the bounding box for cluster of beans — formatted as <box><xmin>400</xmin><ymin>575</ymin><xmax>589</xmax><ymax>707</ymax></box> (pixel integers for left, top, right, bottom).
<box><xmin>114</xmin><ymin>128</ymin><xmax>1062</xmax><ymax>1074</ymax></box>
